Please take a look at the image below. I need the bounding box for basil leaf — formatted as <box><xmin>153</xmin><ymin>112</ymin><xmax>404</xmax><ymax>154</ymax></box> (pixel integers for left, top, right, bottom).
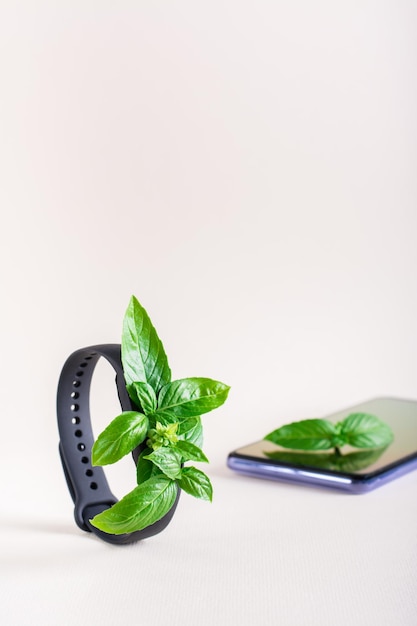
<box><xmin>144</xmin><ymin>447</ymin><xmax>183</xmax><ymax>480</ymax></box>
<box><xmin>175</xmin><ymin>440</ymin><xmax>209</xmax><ymax>463</ymax></box>
<box><xmin>126</xmin><ymin>381</ymin><xmax>157</xmax><ymax>415</ymax></box>
<box><xmin>339</xmin><ymin>413</ymin><xmax>394</xmax><ymax>448</ymax></box>
<box><xmin>136</xmin><ymin>447</ymin><xmax>163</xmax><ymax>484</ymax></box>
<box><xmin>265</xmin><ymin>447</ymin><xmax>387</xmax><ymax>472</ymax></box>
<box><xmin>89</xmin><ymin>476</ymin><xmax>178</xmax><ymax>535</ymax></box>
<box><xmin>177</xmin><ymin>466</ymin><xmax>213</xmax><ymax>501</ymax></box>
<box><xmin>178</xmin><ymin>416</ymin><xmax>204</xmax><ymax>447</ymax></box>
<box><xmin>122</xmin><ymin>295</ymin><xmax>171</xmax><ymax>393</ymax></box>
<box><xmin>92</xmin><ymin>412</ymin><xmax>149</xmax><ymax>466</ymax></box>
<box><xmin>156</xmin><ymin>378</ymin><xmax>230</xmax><ymax>419</ymax></box>
<box><xmin>264</xmin><ymin>418</ymin><xmax>338</xmax><ymax>450</ymax></box>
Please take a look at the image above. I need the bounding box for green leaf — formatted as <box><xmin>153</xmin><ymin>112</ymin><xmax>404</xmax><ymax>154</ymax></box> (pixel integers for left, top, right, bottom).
<box><xmin>156</xmin><ymin>378</ymin><xmax>230</xmax><ymax>419</ymax></box>
<box><xmin>92</xmin><ymin>412</ymin><xmax>149</xmax><ymax>466</ymax></box>
<box><xmin>175</xmin><ymin>440</ymin><xmax>209</xmax><ymax>463</ymax></box>
<box><xmin>121</xmin><ymin>295</ymin><xmax>171</xmax><ymax>393</ymax></box>
<box><xmin>144</xmin><ymin>447</ymin><xmax>183</xmax><ymax>480</ymax></box>
<box><xmin>136</xmin><ymin>447</ymin><xmax>163</xmax><ymax>484</ymax></box>
<box><xmin>126</xmin><ymin>381</ymin><xmax>157</xmax><ymax>415</ymax></box>
<box><xmin>264</xmin><ymin>419</ymin><xmax>339</xmax><ymax>451</ymax></box>
<box><xmin>177</xmin><ymin>416</ymin><xmax>204</xmax><ymax>447</ymax></box>
<box><xmin>89</xmin><ymin>476</ymin><xmax>178</xmax><ymax>535</ymax></box>
<box><xmin>338</xmin><ymin>413</ymin><xmax>394</xmax><ymax>448</ymax></box>
<box><xmin>177</xmin><ymin>466</ymin><xmax>213</xmax><ymax>501</ymax></box>
<box><xmin>264</xmin><ymin>447</ymin><xmax>387</xmax><ymax>473</ymax></box>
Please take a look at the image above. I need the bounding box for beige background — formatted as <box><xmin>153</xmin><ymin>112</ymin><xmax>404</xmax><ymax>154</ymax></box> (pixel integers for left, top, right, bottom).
<box><xmin>1</xmin><ymin>2</ymin><xmax>416</xmax><ymax>625</ymax></box>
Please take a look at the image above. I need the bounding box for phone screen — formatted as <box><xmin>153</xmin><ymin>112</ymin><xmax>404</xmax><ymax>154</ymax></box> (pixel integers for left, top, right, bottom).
<box><xmin>231</xmin><ymin>397</ymin><xmax>417</xmax><ymax>477</ymax></box>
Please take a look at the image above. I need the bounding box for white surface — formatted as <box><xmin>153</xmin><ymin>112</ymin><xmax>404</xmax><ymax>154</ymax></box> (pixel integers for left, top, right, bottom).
<box><xmin>1</xmin><ymin>2</ymin><xmax>416</xmax><ymax>624</ymax></box>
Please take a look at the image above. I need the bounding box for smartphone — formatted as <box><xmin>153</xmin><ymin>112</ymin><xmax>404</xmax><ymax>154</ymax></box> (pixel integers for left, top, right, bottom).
<box><xmin>227</xmin><ymin>397</ymin><xmax>417</xmax><ymax>493</ymax></box>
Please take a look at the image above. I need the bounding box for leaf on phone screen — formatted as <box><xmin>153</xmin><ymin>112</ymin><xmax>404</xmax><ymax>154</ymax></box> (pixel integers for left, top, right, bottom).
<box><xmin>338</xmin><ymin>413</ymin><xmax>394</xmax><ymax>448</ymax></box>
<box><xmin>264</xmin><ymin>419</ymin><xmax>339</xmax><ymax>450</ymax></box>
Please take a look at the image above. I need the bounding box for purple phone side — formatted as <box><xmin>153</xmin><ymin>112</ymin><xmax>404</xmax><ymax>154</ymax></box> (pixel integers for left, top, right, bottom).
<box><xmin>227</xmin><ymin>454</ymin><xmax>417</xmax><ymax>494</ymax></box>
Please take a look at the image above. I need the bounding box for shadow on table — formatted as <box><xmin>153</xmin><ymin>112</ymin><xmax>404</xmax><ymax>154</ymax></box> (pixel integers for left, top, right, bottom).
<box><xmin>0</xmin><ymin>517</ymin><xmax>78</xmax><ymax>536</ymax></box>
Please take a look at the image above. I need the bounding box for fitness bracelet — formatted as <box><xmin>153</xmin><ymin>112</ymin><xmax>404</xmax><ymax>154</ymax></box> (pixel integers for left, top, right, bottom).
<box><xmin>57</xmin><ymin>344</ymin><xmax>180</xmax><ymax>544</ymax></box>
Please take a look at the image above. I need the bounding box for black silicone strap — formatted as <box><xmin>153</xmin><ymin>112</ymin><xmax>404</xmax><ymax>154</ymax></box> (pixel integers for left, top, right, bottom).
<box><xmin>57</xmin><ymin>344</ymin><xmax>179</xmax><ymax>544</ymax></box>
